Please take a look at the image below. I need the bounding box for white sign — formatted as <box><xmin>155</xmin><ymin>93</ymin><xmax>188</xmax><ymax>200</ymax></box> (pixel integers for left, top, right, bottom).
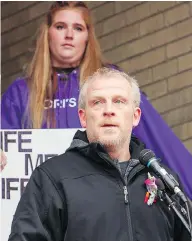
<box><xmin>1</xmin><ymin>129</ymin><xmax>80</xmax><ymax>241</ymax></box>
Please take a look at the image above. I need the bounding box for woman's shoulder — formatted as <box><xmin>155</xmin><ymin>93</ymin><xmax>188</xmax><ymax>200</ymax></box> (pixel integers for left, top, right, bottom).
<box><xmin>3</xmin><ymin>77</ymin><xmax>28</xmax><ymax>95</ymax></box>
<box><xmin>7</xmin><ymin>77</ymin><xmax>28</xmax><ymax>89</ymax></box>
<box><xmin>2</xmin><ymin>77</ymin><xmax>29</xmax><ymax>102</ymax></box>
<box><xmin>103</xmin><ymin>62</ymin><xmax>121</xmax><ymax>71</ymax></box>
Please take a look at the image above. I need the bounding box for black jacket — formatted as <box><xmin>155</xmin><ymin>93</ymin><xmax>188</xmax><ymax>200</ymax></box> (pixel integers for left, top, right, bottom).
<box><xmin>9</xmin><ymin>130</ymin><xmax>191</xmax><ymax>241</ymax></box>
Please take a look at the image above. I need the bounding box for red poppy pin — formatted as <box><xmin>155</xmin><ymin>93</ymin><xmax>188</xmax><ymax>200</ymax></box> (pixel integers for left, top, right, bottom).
<box><xmin>144</xmin><ymin>172</ymin><xmax>158</xmax><ymax>206</ymax></box>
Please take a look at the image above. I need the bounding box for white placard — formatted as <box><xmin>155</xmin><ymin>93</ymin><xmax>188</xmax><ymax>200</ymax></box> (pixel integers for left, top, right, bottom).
<box><xmin>1</xmin><ymin>129</ymin><xmax>80</xmax><ymax>241</ymax></box>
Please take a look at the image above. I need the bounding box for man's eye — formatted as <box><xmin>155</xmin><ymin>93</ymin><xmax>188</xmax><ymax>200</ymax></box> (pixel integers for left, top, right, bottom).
<box><xmin>115</xmin><ymin>99</ymin><xmax>123</xmax><ymax>104</ymax></box>
<box><xmin>94</xmin><ymin>100</ymin><xmax>101</xmax><ymax>105</ymax></box>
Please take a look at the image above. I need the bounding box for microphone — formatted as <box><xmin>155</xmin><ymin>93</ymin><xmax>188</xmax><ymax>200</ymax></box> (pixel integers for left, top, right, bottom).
<box><xmin>139</xmin><ymin>149</ymin><xmax>187</xmax><ymax>203</ymax></box>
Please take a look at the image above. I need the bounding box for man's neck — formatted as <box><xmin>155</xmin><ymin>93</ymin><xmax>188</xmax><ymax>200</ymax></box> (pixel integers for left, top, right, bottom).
<box><xmin>105</xmin><ymin>146</ymin><xmax>131</xmax><ymax>162</ymax></box>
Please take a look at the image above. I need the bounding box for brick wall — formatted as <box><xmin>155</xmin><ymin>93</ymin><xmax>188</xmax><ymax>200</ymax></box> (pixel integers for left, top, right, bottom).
<box><xmin>1</xmin><ymin>1</ymin><xmax>192</xmax><ymax>153</ymax></box>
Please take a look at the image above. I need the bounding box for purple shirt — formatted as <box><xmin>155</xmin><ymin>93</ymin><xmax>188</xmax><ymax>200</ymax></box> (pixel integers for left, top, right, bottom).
<box><xmin>1</xmin><ymin>70</ymin><xmax>81</xmax><ymax>128</ymax></box>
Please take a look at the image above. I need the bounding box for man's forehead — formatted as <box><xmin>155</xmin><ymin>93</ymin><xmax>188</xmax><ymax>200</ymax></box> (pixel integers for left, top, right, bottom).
<box><xmin>88</xmin><ymin>76</ymin><xmax>131</xmax><ymax>91</ymax></box>
<box><xmin>90</xmin><ymin>86</ymin><xmax>128</xmax><ymax>96</ymax></box>
<box><xmin>87</xmin><ymin>85</ymin><xmax>131</xmax><ymax>101</ymax></box>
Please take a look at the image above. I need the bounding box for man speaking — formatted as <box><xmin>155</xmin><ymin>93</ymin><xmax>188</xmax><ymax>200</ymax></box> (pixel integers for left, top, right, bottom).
<box><xmin>9</xmin><ymin>68</ymin><xmax>191</xmax><ymax>241</ymax></box>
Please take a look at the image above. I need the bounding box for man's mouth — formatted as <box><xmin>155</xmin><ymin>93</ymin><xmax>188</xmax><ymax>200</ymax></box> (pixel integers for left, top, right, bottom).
<box><xmin>102</xmin><ymin>124</ymin><xmax>118</xmax><ymax>127</ymax></box>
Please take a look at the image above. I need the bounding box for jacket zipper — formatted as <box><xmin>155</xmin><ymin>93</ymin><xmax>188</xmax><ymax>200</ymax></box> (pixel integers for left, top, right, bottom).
<box><xmin>115</xmin><ymin>162</ymin><xmax>145</xmax><ymax>241</ymax></box>
<box><xmin>123</xmin><ymin>186</ymin><xmax>128</xmax><ymax>204</ymax></box>
<box><xmin>123</xmin><ymin>165</ymin><xmax>145</xmax><ymax>241</ymax></box>
<box><xmin>111</xmin><ymin>162</ymin><xmax>145</xmax><ymax>241</ymax></box>
<box><xmin>97</xmin><ymin>151</ymin><xmax>141</xmax><ymax>241</ymax></box>
<box><xmin>97</xmin><ymin>150</ymin><xmax>146</xmax><ymax>241</ymax></box>
<box><xmin>123</xmin><ymin>174</ymin><xmax>134</xmax><ymax>241</ymax></box>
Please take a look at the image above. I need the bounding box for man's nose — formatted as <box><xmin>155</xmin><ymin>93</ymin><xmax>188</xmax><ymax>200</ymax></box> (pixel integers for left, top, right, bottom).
<box><xmin>103</xmin><ymin>102</ymin><xmax>115</xmax><ymax>117</ymax></box>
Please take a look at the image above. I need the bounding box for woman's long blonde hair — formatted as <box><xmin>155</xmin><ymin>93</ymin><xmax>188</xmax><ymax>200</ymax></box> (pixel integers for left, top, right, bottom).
<box><xmin>26</xmin><ymin>1</ymin><xmax>105</xmax><ymax>128</ymax></box>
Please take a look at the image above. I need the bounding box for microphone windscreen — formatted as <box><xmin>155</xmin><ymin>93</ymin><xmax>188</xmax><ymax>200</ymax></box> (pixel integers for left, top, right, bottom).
<box><xmin>139</xmin><ymin>149</ymin><xmax>155</xmax><ymax>166</ymax></box>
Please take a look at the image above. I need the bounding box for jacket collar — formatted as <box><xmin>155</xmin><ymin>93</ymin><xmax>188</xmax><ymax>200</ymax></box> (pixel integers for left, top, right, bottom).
<box><xmin>67</xmin><ymin>130</ymin><xmax>145</xmax><ymax>168</ymax></box>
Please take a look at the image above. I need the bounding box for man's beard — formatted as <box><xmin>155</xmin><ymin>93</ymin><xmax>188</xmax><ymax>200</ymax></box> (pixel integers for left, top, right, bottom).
<box><xmin>88</xmin><ymin>127</ymin><xmax>131</xmax><ymax>150</ymax></box>
<box><xmin>100</xmin><ymin>137</ymin><xmax>123</xmax><ymax>147</ymax></box>
<box><xmin>97</xmin><ymin>132</ymin><xmax>131</xmax><ymax>151</ymax></box>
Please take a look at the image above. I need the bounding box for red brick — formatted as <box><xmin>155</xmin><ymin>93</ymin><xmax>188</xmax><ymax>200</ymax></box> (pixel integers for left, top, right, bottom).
<box><xmin>152</xmin><ymin>59</ymin><xmax>178</xmax><ymax>82</ymax></box>
<box><xmin>2</xmin><ymin>37</ymin><xmax>32</xmax><ymax>63</ymax></box>
<box><xmin>87</xmin><ymin>1</ymin><xmax>104</xmax><ymax>10</ymax></box>
<box><xmin>141</xmin><ymin>80</ymin><xmax>167</xmax><ymax>100</ymax></box>
<box><xmin>92</xmin><ymin>2</ymin><xmax>114</xmax><ymax>24</ymax></box>
<box><xmin>178</xmin><ymin>53</ymin><xmax>192</xmax><ymax>72</ymax></box>
<box><xmin>119</xmin><ymin>46</ymin><xmax>166</xmax><ymax>73</ymax></box>
<box><xmin>102</xmin><ymin>13</ymin><xmax>126</xmax><ymax>36</ymax></box>
<box><xmin>1</xmin><ymin>2</ymin><xmax>51</xmax><ymax>33</ymax></box>
<box><xmin>177</xmin><ymin>18</ymin><xmax>192</xmax><ymax>39</ymax></box>
<box><xmin>152</xmin><ymin>86</ymin><xmax>192</xmax><ymax>113</ymax></box>
<box><xmin>164</xmin><ymin>3</ymin><xmax>190</xmax><ymax>26</ymax></box>
<box><xmin>135</xmin><ymin>68</ymin><xmax>153</xmax><ymax>87</ymax></box>
<box><xmin>1</xmin><ymin>1</ymin><xmax>35</xmax><ymax>19</ymax></box>
<box><xmin>2</xmin><ymin>16</ymin><xmax>44</xmax><ymax>48</ymax></box>
<box><xmin>162</xmin><ymin>104</ymin><xmax>192</xmax><ymax>127</ymax></box>
<box><xmin>166</xmin><ymin>35</ymin><xmax>192</xmax><ymax>59</ymax></box>
<box><xmin>114</xmin><ymin>1</ymin><xmax>140</xmax><ymax>14</ymax></box>
<box><xmin>168</xmin><ymin>70</ymin><xmax>192</xmax><ymax>92</ymax></box>
<box><xmin>172</xmin><ymin>121</ymin><xmax>192</xmax><ymax>141</ymax></box>
<box><xmin>114</xmin><ymin>23</ymin><xmax>140</xmax><ymax>46</ymax></box>
<box><xmin>149</xmin><ymin>1</ymin><xmax>176</xmax><ymax>14</ymax></box>
<box><xmin>139</xmin><ymin>13</ymin><xmax>164</xmax><ymax>36</ymax></box>
<box><xmin>99</xmin><ymin>33</ymin><xmax>116</xmax><ymax>52</ymax></box>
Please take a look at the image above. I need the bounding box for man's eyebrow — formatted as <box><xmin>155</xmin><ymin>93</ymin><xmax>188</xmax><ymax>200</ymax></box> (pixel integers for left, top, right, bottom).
<box><xmin>89</xmin><ymin>96</ymin><xmax>104</xmax><ymax>100</ymax></box>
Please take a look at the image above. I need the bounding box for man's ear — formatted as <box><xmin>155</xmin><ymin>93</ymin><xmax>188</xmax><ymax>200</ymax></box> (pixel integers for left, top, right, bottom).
<box><xmin>132</xmin><ymin>107</ymin><xmax>141</xmax><ymax>128</ymax></box>
<box><xmin>78</xmin><ymin>109</ymin><xmax>87</xmax><ymax>128</ymax></box>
